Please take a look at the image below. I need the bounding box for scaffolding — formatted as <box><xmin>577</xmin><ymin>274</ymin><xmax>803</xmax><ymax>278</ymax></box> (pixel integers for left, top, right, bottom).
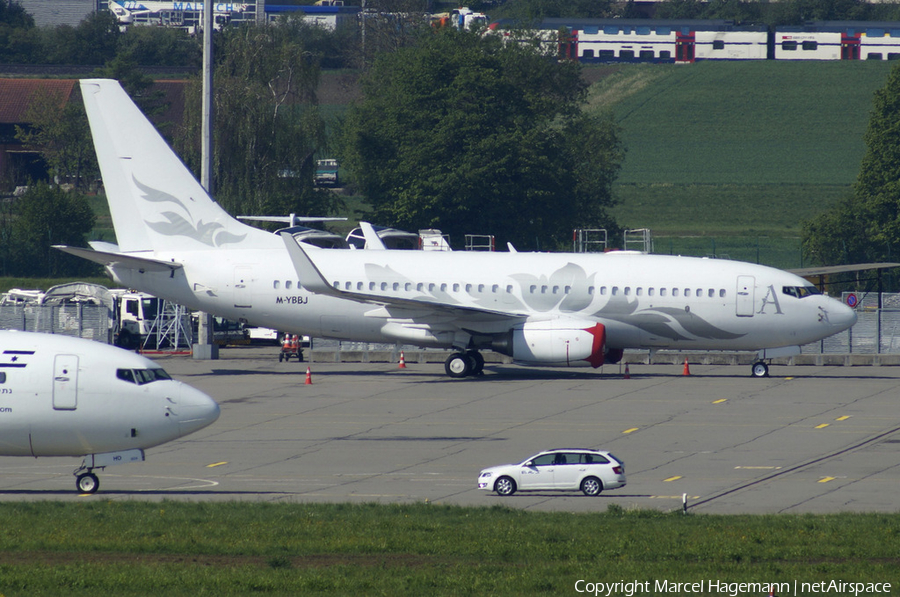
<box><xmin>465</xmin><ymin>234</ymin><xmax>495</xmax><ymax>251</ymax></box>
<box><xmin>573</xmin><ymin>229</ymin><xmax>608</xmax><ymax>253</ymax></box>
<box><xmin>141</xmin><ymin>299</ymin><xmax>193</xmax><ymax>350</ymax></box>
<box><xmin>624</xmin><ymin>228</ymin><xmax>653</xmax><ymax>253</ymax></box>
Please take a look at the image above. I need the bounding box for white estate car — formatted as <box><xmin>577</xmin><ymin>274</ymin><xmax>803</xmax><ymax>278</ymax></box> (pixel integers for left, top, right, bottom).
<box><xmin>478</xmin><ymin>449</ymin><xmax>626</xmax><ymax>496</ymax></box>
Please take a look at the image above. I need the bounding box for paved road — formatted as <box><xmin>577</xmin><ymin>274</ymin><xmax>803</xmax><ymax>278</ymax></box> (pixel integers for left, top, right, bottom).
<box><xmin>2</xmin><ymin>347</ymin><xmax>899</xmax><ymax>513</ymax></box>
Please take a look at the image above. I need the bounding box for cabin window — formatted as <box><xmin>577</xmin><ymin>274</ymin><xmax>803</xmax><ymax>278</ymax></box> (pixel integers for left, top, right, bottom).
<box><xmin>612</xmin><ymin>286</ymin><xmax>619</xmax><ymax>296</ymax></box>
<box><xmin>0</xmin><ymin>372</ymin><xmax>5</xmax><ymax>383</ymax></box>
<box><xmin>440</xmin><ymin>283</ymin><xmax>447</xmax><ymax>292</ymax></box>
<box><xmin>506</xmin><ymin>285</ymin><xmax>513</xmax><ymax>293</ymax></box>
<box><xmin>345</xmin><ymin>282</ymin><xmax>352</xmax><ymax>290</ymax></box>
<box><xmin>285</xmin><ymin>281</ymin><xmax>292</xmax><ymax>289</ymax></box>
<box><xmin>405</xmin><ymin>283</ymin><xmax>412</xmax><ymax>291</ymax></box>
<box><xmin>357</xmin><ymin>282</ymin><xmax>364</xmax><ymax>291</ymax></box>
<box><xmin>624</xmin><ymin>287</ymin><xmax>631</xmax><ymax>296</ymax></box>
<box><xmin>492</xmin><ymin>284</ymin><xmax>499</xmax><ymax>293</ymax></box>
<box><xmin>720</xmin><ymin>289</ymin><xmax>726</xmax><ymax>298</ymax></box>
<box><xmin>684</xmin><ymin>288</ymin><xmax>691</xmax><ymax>297</ymax></box>
<box><xmin>381</xmin><ymin>282</ymin><xmax>388</xmax><ymax>291</ymax></box>
<box><xmin>466</xmin><ymin>284</ymin><xmax>473</xmax><ymax>292</ymax></box>
<box><xmin>428</xmin><ymin>283</ymin><xmax>435</xmax><ymax>292</ymax></box>
<box><xmin>369</xmin><ymin>282</ymin><xmax>376</xmax><ymax>291</ymax></box>
<box><xmin>552</xmin><ymin>286</ymin><xmax>559</xmax><ymax>294</ymax></box>
<box><xmin>530</xmin><ymin>285</ymin><xmax>537</xmax><ymax>294</ymax></box>
<box><xmin>274</xmin><ymin>280</ymin><xmax>280</xmax><ymax>289</ymax></box>
<box><xmin>117</xmin><ymin>368</ymin><xmax>172</xmax><ymax>385</ymax></box>
<box><xmin>708</xmin><ymin>288</ymin><xmax>715</xmax><ymax>298</ymax></box>
<box><xmin>417</xmin><ymin>283</ymin><xmax>424</xmax><ymax>292</ymax></box>
<box><xmin>660</xmin><ymin>288</ymin><xmax>667</xmax><ymax>297</ymax></box>
<box><xmin>673</xmin><ymin>288</ymin><xmax>679</xmax><ymax>297</ymax></box>
<box><xmin>333</xmin><ymin>281</ymin><xmax>339</xmax><ymax>289</ymax></box>
<box><xmin>636</xmin><ymin>287</ymin><xmax>643</xmax><ymax>296</ymax></box>
<box><xmin>478</xmin><ymin>284</ymin><xmax>485</xmax><ymax>293</ymax></box>
<box><xmin>393</xmin><ymin>283</ymin><xmax>400</xmax><ymax>291</ymax></box>
<box><xmin>600</xmin><ymin>287</ymin><xmax>607</xmax><ymax>295</ymax></box>
<box><xmin>696</xmin><ymin>288</ymin><xmax>702</xmax><ymax>297</ymax></box>
<box><xmin>541</xmin><ymin>285</ymin><xmax>548</xmax><ymax>294</ymax></box>
<box><xmin>648</xmin><ymin>288</ymin><xmax>655</xmax><ymax>296</ymax></box>
<box><xmin>588</xmin><ymin>286</ymin><xmax>595</xmax><ymax>295</ymax></box>
<box><xmin>453</xmin><ymin>283</ymin><xmax>460</xmax><ymax>292</ymax></box>
<box><xmin>565</xmin><ymin>286</ymin><xmax>571</xmax><ymax>294</ymax></box>
<box><xmin>117</xmin><ymin>369</ymin><xmax>136</xmax><ymax>384</ymax></box>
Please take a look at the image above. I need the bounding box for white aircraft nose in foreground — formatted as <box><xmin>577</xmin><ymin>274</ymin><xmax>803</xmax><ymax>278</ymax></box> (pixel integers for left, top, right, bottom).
<box><xmin>58</xmin><ymin>79</ymin><xmax>857</xmax><ymax>379</ymax></box>
<box><xmin>0</xmin><ymin>331</ymin><xmax>220</xmax><ymax>493</ymax></box>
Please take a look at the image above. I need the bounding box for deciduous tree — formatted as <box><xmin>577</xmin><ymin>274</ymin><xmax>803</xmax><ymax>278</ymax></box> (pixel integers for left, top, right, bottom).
<box><xmin>339</xmin><ymin>28</ymin><xmax>623</xmax><ymax>249</ymax></box>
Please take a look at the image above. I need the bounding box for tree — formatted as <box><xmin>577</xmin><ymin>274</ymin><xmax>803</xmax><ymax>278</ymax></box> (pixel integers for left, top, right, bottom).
<box><xmin>803</xmin><ymin>64</ymin><xmax>900</xmax><ymax>266</ymax></box>
<box><xmin>338</xmin><ymin>28</ymin><xmax>624</xmax><ymax>249</ymax></box>
<box><xmin>174</xmin><ymin>22</ymin><xmax>339</xmax><ymax>220</ymax></box>
<box><xmin>0</xmin><ymin>182</ymin><xmax>97</xmax><ymax>277</ymax></box>
<box><xmin>15</xmin><ymin>87</ymin><xmax>98</xmax><ymax>190</ymax></box>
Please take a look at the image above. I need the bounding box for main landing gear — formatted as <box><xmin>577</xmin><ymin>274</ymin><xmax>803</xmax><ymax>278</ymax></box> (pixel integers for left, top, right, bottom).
<box><xmin>444</xmin><ymin>350</ymin><xmax>485</xmax><ymax>378</ymax></box>
<box><xmin>751</xmin><ymin>361</ymin><xmax>769</xmax><ymax>378</ymax></box>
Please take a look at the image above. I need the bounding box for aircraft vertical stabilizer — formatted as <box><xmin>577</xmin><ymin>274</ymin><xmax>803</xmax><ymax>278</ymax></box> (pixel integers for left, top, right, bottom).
<box><xmin>80</xmin><ymin>79</ymin><xmax>263</xmax><ymax>253</ymax></box>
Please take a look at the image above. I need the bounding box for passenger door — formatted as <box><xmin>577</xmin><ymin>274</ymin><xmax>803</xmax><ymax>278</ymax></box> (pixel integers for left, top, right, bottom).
<box><xmin>519</xmin><ymin>453</ymin><xmax>556</xmax><ymax>490</ymax></box>
<box><xmin>551</xmin><ymin>452</ymin><xmax>584</xmax><ymax>489</ymax></box>
<box><xmin>52</xmin><ymin>355</ymin><xmax>78</xmax><ymax>411</ymax></box>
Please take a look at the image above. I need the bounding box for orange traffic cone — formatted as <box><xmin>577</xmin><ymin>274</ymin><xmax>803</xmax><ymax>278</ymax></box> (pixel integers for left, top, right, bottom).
<box><xmin>398</xmin><ymin>351</ymin><xmax>407</xmax><ymax>369</ymax></box>
<box><xmin>305</xmin><ymin>366</ymin><xmax>312</xmax><ymax>385</ymax></box>
<box><xmin>682</xmin><ymin>357</ymin><xmax>691</xmax><ymax>376</ymax></box>
<box><xmin>623</xmin><ymin>363</ymin><xmax>630</xmax><ymax>379</ymax></box>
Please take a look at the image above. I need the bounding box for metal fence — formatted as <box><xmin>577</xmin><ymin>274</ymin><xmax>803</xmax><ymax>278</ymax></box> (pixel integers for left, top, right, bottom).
<box><xmin>809</xmin><ymin>292</ymin><xmax>900</xmax><ymax>354</ymax></box>
<box><xmin>0</xmin><ymin>304</ymin><xmax>109</xmax><ymax>343</ymax></box>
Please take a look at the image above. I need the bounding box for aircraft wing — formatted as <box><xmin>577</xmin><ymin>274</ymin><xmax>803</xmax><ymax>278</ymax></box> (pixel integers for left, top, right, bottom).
<box><xmin>280</xmin><ymin>232</ymin><xmax>525</xmax><ymax>322</ymax></box>
<box><xmin>54</xmin><ymin>245</ymin><xmax>183</xmax><ymax>273</ymax></box>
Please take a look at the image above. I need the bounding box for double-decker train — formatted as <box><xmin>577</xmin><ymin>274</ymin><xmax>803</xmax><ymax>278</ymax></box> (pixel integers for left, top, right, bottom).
<box><xmin>491</xmin><ymin>19</ymin><xmax>900</xmax><ymax>62</ymax></box>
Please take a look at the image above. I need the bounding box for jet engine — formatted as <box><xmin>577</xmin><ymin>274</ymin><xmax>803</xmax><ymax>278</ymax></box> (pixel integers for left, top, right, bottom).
<box><xmin>492</xmin><ymin>320</ymin><xmax>607</xmax><ymax>367</ymax></box>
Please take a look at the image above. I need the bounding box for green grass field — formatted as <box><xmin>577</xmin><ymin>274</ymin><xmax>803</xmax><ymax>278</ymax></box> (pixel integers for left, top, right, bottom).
<box><xmin>582</xmin><ymin>61</ymin><xmax>897</xmax><ymax>267</ymax></box>
<box><xmin>0</xmin><ymin>502</ymin><xmax>896</xmax><ymax>596</ymax></box>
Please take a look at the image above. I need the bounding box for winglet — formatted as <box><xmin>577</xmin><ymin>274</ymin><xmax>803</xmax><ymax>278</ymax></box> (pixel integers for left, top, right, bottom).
<box><xmin>360</xmin><ymin>221</ymin><xmax>387</xmax><ymax>250</ymax></box>
<box><xmin>279</xmin><ymin>232</ymin><xmax>342</xmax><ymax>296</ymax></box>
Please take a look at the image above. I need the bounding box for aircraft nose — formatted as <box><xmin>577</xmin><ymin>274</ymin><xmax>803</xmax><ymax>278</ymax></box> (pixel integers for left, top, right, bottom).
<box><xmin>176</xmin><ymin>383</ymin><xmax>220</xmax><ymax>436</ymax></box>
<box><xmin>828</xmin><ymin>297</ymin><xmax>858</xmax><ymax>332</ymax></box>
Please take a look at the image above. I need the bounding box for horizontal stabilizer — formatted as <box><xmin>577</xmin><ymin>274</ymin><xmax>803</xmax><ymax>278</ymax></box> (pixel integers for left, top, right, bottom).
<box><xmin>53</xmin><ymin>245</ymin><xmax>182</xmax><ymax>273</ymax></box>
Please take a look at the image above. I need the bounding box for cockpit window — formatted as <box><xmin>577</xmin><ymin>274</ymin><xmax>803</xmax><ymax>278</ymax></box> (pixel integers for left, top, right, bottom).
<box><xmin>116</xmin><ymin>368</ymin><xmax>172</xmax><ymax>385</ymax></box>
<box><xmin>782</xmin><ymin>285</ymin><xmax>821</xmax><ymax>299</ymax></box>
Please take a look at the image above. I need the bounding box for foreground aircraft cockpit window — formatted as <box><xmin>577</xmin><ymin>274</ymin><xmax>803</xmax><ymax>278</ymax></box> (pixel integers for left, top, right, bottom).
<box><xmin>783</xmin><ymin>285</ymin><xmax>822</xmax><ymax>299</ymax></box>
<box><xmin>116</xmin><ymin>368</ymin><xmax>173</xmax><ymax>385</ymax></box>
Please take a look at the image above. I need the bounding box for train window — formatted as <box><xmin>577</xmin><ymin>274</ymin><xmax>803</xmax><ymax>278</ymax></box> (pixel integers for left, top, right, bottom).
<box><xmin>620</xmin><ymin>50</ymin><xmax>635</xmax><ymax>60</ymax></box>
<box><xmin>583</xmin><ymin>26</ymin><xmax>598</xmax><ymax>35</ymax></box>
<box><xmin>889</xmin><ymin>53</ymin><xmax>900</xmax><ymax>60</ymax></box>
<box><xmin>867</xmin><ymin>28</ymin><xmax>886</xmax><ymax>37</ymax></box>
<box><xmin>656</xmin><ymin>27</ymin><xmax>671</xmax><ymax>35</ymax></box>
<box><xmin>713</xmin><ymin>40</ymin><xmax>725</xmax><ymax>50</ymax></box>
<box><xmin>599</xmin><ymin>50</ymin><xmax>615</xmax><ymax>59</ymax></box>
<box><xmin>867</xmin><ymin>53</ymin><xmax>884</xmax><ymax>60</ymax></box>
<box><xmin>892</xmin><ymin>29</ymin><xmax>900</xmax><ymax>37</ymax></box>
<box><xmin>781</xmin><ymin>41</ymin><xmax>798</xmax><ymax>51</ymax></box>
<box><xmin>604</xmin><ymin>26</ymin><xmax>618</xmax><ymax>35</ymax></box>
<box><xmin>802</xmin><ymin>41</ymin><xmax>818</xmax><ymax>51</ymax></box>
<box><xmin>637</xmin><ymin>26</ymin><xmax>651</xmax><ymax>35</ymax></box>
<box><xmin>659</xmin><ymin>50</ymin><xmax>671</xmax><ymax>59</ymax></box>
<box><xmin>583</xmin><ymin>49</ymin><xmax>594</xmax><ymax>58</ymax></box>
<box><xmin>640</xmin><ymin>50</ymin><xmax>654</xmax><ymax>59</ymax></box>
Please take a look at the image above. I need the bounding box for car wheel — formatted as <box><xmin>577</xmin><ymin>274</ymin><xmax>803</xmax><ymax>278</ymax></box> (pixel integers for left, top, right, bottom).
<box><xmin>494</xmin><ymin>476</ymin><xmax>516</xmax><ymax>496</ymax></box>
<box><xmin>581</xmin><ymin>476</ymin><xmax>603</xmax><ymax>496</ymax></box>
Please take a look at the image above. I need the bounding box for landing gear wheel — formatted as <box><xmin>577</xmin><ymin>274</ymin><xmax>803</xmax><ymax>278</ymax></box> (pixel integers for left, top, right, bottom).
<box><xmin>581</xmin><ymin>476</ymin><xmax>603</xmax><ymax>496</ymax></box>
<box><xmin>494</xmin><ymin>476</ymin><xmax>517</xmax><ymax>496</ymax></box>
<box><xmin>467</xmin><ymin>350</ymin><xmax>485</xmax><ymax>376</ymax></box>
<box><xmin>445</xmin><ymin>352</ymin><xmax>471</xmax><ymax>378</ymax></box>
<box><xmin>76</xmin><ymin>473</ymin><xmax>99</xmax><ymax>494</ymax></box>
<box><xmin>751</xmin><ymin>361</ymin><xmax>769</xmax><ymax>378</ymax></box>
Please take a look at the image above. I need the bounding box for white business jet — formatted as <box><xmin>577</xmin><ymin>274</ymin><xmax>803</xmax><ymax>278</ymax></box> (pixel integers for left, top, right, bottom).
<box><xmin>0</xmin><ymin>331</ymin><xmax>219</xmax><ymax>493</ymax></box>
<box><xmin>59</xmin><ymin>79</ymin><xmax>857</xmax><ymax>379</ymax></box>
